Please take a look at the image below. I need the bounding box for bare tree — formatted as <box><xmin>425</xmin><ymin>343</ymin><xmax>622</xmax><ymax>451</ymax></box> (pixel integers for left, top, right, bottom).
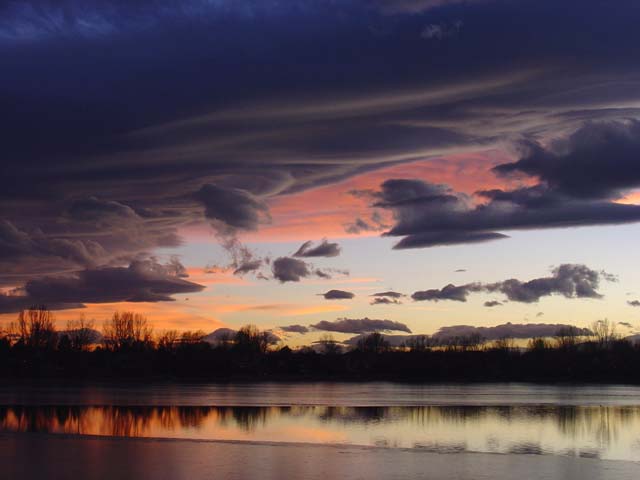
<box><xmin>103</xmin><ymin>311</ymin><xmax>153</xmax><ymax>350</ymax></box>
<box><xmin>357</xmin><ymin>332</ymin><xmax>390</xmax><ymax>354</ymax></box>
<box><xmin>590</xmin><ymin>319</ymin><xmax>619</xmax><ymax>349</ymax></box>
<box><xmin>180</xmin><ymin>330</ymin><xmax>206</xmax><ymax>345</ymax></box>
<box><xmin>491</xmin><ymin>336</ymin><xmax>516</xmax><ymax>352</ymax></box>
<box><xmin>157</xmin><ymin>330</ymin><xmax>180</xmax><ymax>350</ymax></box>
<box><xmin>404</xmin><ymin>335</ymin><xmax>433</xmax><ymax>353</ymax></box>
<box><xmin>234</xmin><ymin>325</ymin><xmax>270</xmax><ymax>354</ymax></box>
<box><xmin>16</xmin><ymin>306</ymin><xmax>57</xmax><ymax>349</ymax></box>
<box><xmin>554</xmin><ymin>326</ymin><xmax>582</xmax><ymax>350</ymax></box>
<box><xmin>318</xmin><ymin>333</ymin><xmax>341</xmax><ymax>355</ymax></box>
<box><xmin>66</xmin><ymin>314</ymin><xmax>96</xmax><ymax>351</ymax></box>
<box><xmin>528</xmin><ymin>337</ymin><xmax>550</xmax><ymax>351</ymax></box>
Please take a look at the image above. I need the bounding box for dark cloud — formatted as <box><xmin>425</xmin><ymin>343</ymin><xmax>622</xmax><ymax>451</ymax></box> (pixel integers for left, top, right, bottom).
<box><xmin>343</xmin><ymin>322</ymin><xmax>592</xmax><ymax>347</ymax></box>
<box><xmin>271</xmin><ymin>257</ymin><xmax>343</xmax><ymax>283</ymax></box>
<box><xmin>484</xmin><ymin>300</ymin><xmax>502</xmax><ymax>307</ymax></box>
<box><xmin>412</xmin><ymin>264</ymin><xmax>612</xmax><ymax>304</ymax></box>
<box><xmin>0</xmin><ymin>258</ymin><xmax>204</xmax><ymax>313</ymax></box>
<box><xmin>203</xmin><ymin>328</ymin><xmax>281</xmax><ymax>345</ymax></box>
<box><xmin>280</xmin><ymin>324</ymin><xmax>310</xmax><ymax>334</ymax></box>
<box><xmin>314</xmin><ymin>269</ymin><xmax>332</xmax><ymax>279</ymax></box>
<box><xmin>272</xmin><ymin>257</ymin><xmax>311</xmax><ymax>283</ymax></box>
<box><xmin>373</xmin><ymin>176</ymin><xmax>640</xmax><ymax>249</ymax></box>
<box><xmin>370</xmin><ymin>291</ymin><xmax>404</xmax><ymax>305</ymax></box>
<box><xmin>194</xmin><ymin>184</ymin><xmax>269</xmax><ymax>231</ymax></box>
<box><xmin>321</xmin><ymin>290</ymin><xmax>355</xmax><ymax>300</ymax></box>
<box><xmin>628</xmin><ymin>300</ymin><xmax>640</xmax><ymax>307</ymax></box>
<box><xmin>0</xmin><ymin>207</ymin><xmax>182</xmax><ymax>286</ymax></box>
<box><xmin>371</xmin><ymin>297</ymin><xmax>401</xmax><ymax>305</ymax></box>
<box><xmin>372</xmin><ymin>291</ymin><xmax>404</xmax><ymax>298</ymax></box>
<box><xmin>433</xmin><ymin>322</ymin><xmax>592</xmax><ymax>341</ymax></box>
<box><xmin>311</xmin><ymin>318</ymin><xmax>412</xmax><ymax>334</ymax></box>
<box><xmin>345</xmin><ymin>218</ymin><xmax>378</xmax><ymax>235</ymax></box>
<box><xmin>233</xmin><ymin>260</ymin><xmax>263</xmax><ymax>276</ymax></box>
<box><xmin>494</xmin><ymin>120</ymin><xmax>640</xmax><ymax>200</ymax></box>
<box><xmin>413</xmin><ymin>283</ymin><xmax>480</xmax><ymax>302</ymax></box>
<box><xmin>3</xmin><ymin>0</ymin><xmax>640</xmax><ymax>308</ymax></box>
<box><xmin>294</xmin><ymin>240</ymin><xmax>341</xmax><ymax>258</ymax></box>
<box><xmin>344</xmin><ymin>212</ymin><xmax>388</xmax><ymax>235</ymax></box>
<box><xmin>485</xmin><ymin>264</ymin><xmax>606</xmax><ymax>303</ymax></box>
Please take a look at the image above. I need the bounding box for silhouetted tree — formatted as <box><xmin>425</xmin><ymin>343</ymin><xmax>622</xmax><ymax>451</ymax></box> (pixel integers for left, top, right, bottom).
<box><xmin>180</xmin><ymin>330</ymin><xmax>206</xmax><ymax>345</ymax></box>
<box><xmin>16</xmin><ymin>306</ymin><xmax>57</xmax><ymax>350</ymax></box>
<box><xmin>590</xmin><ymin>319</ymin><xmax>619</xmax><ymax>349</ymax></box>
<box><xmin>357</xmin><ymin>332</ymin><xmax>390</xmax><ymax>354</ymax></box>
<box><xmin>66</xmin><ymin>315</ymin><xmax>96</xmax><ymax>351</ymax></box>
<box><xmin>103</xmin><ymin>311</ymin><xmax>153</xmax><ymax>350</ymax></box>
<box><xmin>404</xmin><ymin>335</ymin><xmax>432</xmax><ymax>352</ymax></box>
<box><xmin>491</xmin><ymin>336</ymin><xmax>516</xmax><ymax>352</ymax></box>
<box><xmin>318</xmin><ymin>334</ymin><xmax>341</xmax><ymax>355</ymax></box>
<box><xmin>528</xmin><ymin>337</ymin><xmax>550</xmax><ymax>351</ymax></box>
<box><xmin>157</xmin><ymin>330</ymin><xmax>180</xmax><ymax>351</ymax></box>
<box><xmin>554</xmin><ymin>326</ymin><xmax>582</xmax><ymax>350</ymax></box>
<box><xmin>234</xmin><ymin>325</ymin><xmax>270</xmax><ymax>354</ymax></box>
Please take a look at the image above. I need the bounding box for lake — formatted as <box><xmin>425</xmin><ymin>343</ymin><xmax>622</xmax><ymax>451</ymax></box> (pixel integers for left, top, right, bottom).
<box><xmin>2</xmin><ymin>382</ymin><xmax>640</xmax><ymax>462</ymax></box>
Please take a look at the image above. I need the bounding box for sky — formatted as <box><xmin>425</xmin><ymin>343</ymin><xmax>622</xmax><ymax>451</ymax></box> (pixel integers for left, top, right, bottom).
<box><xmin>2</xmin><ymin>0</ymin><xmax>640</xmax><ymax>345</ymax></box>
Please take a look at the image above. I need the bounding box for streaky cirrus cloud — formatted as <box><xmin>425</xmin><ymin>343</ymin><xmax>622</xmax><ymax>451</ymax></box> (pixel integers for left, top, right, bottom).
<box><xmin>320</xmin><ymin>290</ymin><xmax>355</xmax><ymax>300</ymax></box>
<box><xmin>311</xmin><ymin>318</ymin><xmax>412</xmax><ymax>334</ymax></box>
<box><xmin>293</xmin><ymin>239</ymin><xmax>341</xmax><ymax>258</ymax></box>
<box><xmin>412</xmin><ymin>264</ymin><xmax>613</xmax><ymax>304</ymax></box>
<box><xmin>373</xmin><ymin>0</ymin><xmax>489</xmax><ymax>14</ymax></box>
<box><xmin>3</xmin><ymin>0</ymin><xmax>640</xmax><ymax>314</ymax></box>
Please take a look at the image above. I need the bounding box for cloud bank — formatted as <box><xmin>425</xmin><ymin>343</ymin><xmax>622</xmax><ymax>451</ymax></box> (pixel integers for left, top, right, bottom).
<box><xmin>0</xmin><ymin>258</ymin><xmax>204</xmax><ymax>313</ymax></box>
<box><xmin>412</xmin><ymin>264</ymin><xmax>613</xmax><ymax>304</ymax></box>
<box><xmin>311</xmin><ymin>318</ymin><xmax>412</xmax><ymax>334</ymax></box>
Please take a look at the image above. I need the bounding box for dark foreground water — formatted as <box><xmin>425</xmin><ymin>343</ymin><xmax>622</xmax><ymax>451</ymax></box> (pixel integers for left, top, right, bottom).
<box><xmin>2</xmin><ymin>383</ymin><xmax>640</xmax><ymax>462</ymax></box>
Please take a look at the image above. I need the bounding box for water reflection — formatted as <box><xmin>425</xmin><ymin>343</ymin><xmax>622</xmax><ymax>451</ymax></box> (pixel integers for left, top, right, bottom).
<box><xmin>2</xmin><ymin>405</ymin><xmax>640</xmax><ymax>460</ymax></box>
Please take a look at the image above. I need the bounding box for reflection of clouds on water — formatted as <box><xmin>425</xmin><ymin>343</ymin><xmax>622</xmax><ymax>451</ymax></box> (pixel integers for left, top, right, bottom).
<box><xmin>1</xmin><ymin>405</ymin><xmax>640</xmax><ymax>460</ymax></box>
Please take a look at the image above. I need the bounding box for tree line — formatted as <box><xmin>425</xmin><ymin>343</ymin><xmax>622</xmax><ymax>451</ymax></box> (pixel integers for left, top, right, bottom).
<box><xmin>1</xmin><ymin>307</ymin><xmax>639</xmax><ymax>382</ymax></box>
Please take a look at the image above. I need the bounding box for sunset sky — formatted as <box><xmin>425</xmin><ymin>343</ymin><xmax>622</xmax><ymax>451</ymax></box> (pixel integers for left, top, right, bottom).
<box><xmin>2</xmin><ymin>0</ymin><xmax>640</xmax><ymax>345</ymax></box>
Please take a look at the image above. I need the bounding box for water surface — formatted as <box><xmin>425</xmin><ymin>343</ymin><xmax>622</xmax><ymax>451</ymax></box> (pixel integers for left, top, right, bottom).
<box><xmin>3</xmin><ymin>383</ymin><xmax>640</xmax><ymax>462</ymax></box>
<box><xmin>2</xmin><ymin>382</ymin><xmax>640</xmax><ymax>406</ymax></box>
